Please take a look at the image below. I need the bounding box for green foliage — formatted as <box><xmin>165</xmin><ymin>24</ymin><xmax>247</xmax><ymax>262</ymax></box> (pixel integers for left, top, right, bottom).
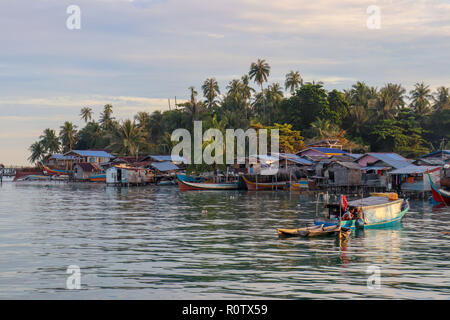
<box><xmin>27</xmin><ymin>59</ymin><xmax>448</xmax><ymax>163</ymax></box>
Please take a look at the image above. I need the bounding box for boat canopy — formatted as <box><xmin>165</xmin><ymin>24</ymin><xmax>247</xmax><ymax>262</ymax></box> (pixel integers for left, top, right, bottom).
<box><xmin>347</xmin><ymin>196</ymin><xmax>394</xmax><ymax>207</ymax></box>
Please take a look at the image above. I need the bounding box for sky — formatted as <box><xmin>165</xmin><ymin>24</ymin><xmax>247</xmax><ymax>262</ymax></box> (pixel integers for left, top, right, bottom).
<box><xmin>1</xmin><ymin>0</ymin><xmax>450</xmax><ymax>166</ymax></box>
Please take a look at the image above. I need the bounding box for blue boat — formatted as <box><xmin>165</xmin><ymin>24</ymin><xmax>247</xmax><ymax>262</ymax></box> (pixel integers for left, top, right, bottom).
<box><xmin>314</xmin><ymin>195</ymin><xmax>409</xmax><ymax>229</ymax></box>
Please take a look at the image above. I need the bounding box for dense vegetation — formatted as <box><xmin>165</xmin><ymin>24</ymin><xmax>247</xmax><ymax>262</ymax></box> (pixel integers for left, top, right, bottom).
<box><xmin>29</xmin><ymin>59</ymin><xmax>450</xmax><ymax>165</ymax></box>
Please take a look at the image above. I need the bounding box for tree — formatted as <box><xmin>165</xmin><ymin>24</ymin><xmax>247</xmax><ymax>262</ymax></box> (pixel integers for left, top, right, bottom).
<box><xmin>100</xmin><ymin>104</ymin><xmax>115</xmax><ymax>130</ymax></box>
<box><xmin>135</xmin><ymin>111</ymin><xmax>150</xmax><ymax>130</ymax></box>
<box><xmin>285</xmin><ymin>70</ymin><xmax>302</xmax><ymax>94</ymax></box>
<box><xmin>296</xmin><ymin>83</ymin><xmax>329</xmax><ymax>130</ymax></box>
<box><xmin>40</xmin><ymin>128</ymin><xmax>60</xmax><ymax>155</ymax></box>
<box><xmin>28</xmin><ymin>141</ymin><xmax>46</xmax><ymax>164</ymax></box>
<box><xmin>410</xmin><ymin>82</ymin><xmax>433</xmax><ymax>117</ymax></box>
<box><xmin>108</xmin><ymin>120</ymin><xmax>147</xmax><ymax>157</ymax></box>
<box><xmin>59</xmin><ymin>121</ymin><xmax>77</xmax><ymax>152</ymax></box>
<box><xmin>432</xmin><ymin>86</ymin><xmax>450</xmax><ymax>111</ymax></box>
<box><xmin>370</xmin><ymin>110</ymin><xmax>429</xmax><ymax>158</ymax></box>
<box><xmin>80</xmin><ymin>107</ymin><xmax>93</xmax><ymax>123</ymax></box>
<box><xmin>324</xmin><ymin>89</ymin><xmax>349</xmax><ymax>126</ymax></box>
<box><xmin>202</xmin><ymin>78</ymin><xmax>220</xmax><ymax>109</ymax></box>
<box><xmin>376</xmin><ymin>83</ymin><xmax>406</xmax><ymax>119</ymax></box>
<box><xmin>249</xmin><ymin>59</ymin><xmax>271</xmax><ymax>122</ymax></box>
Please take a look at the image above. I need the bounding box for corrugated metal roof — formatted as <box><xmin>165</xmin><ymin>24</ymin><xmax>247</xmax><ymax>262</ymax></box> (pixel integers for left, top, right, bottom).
<box><xmin>330</xmin><ymin>161</ymin><xmax>361</xmax><ymax>169</ymax></box>
<box><xmin>364</xmin><ymin>153</ymin><xmax>410</xmax><ymax>169</ymax></box>
<box><xmin>275</xmin><ymin>153</ymin><xmax>313</xmax><ymax>165</ymax></box>
<box><xmin>313</xmin><ymin>147</ymin><xmax>348</xmax><ymax>154</ymax></box>
<box><xmin>361</xmin><ymin>166</ymin><xmax>390</xmax><ymax>171</ymax></box>
<box><xmin>389</xmin><ymin>165</ymin><xmax>440</xmax><ymax>175</ymax></box>
<box><xmin>420</xmin><ymin>150</ymin><xmax>450</xmax><ymax>159</ymax></box>
<box><xmin>148</xmin><ymin>155</ymin><xmax>186</xmax><ymax>162</ymax></box>
<box><xmin>68</xmin><ymin>150</ymin><xmax>114</xmax><ymax>158</ymax></box>
<box><xmin>151</xmin><ymin>161</ymin><xmax>179</xmax><ymax>172</ymax></box>
<box><xmin>50</xmin><ymin>154</ymin><xmax>77</xmax><ymax>160</ymax></box>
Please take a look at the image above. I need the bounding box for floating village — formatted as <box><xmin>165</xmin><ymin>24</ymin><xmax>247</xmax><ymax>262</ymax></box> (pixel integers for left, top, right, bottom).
<box><xmin>1</xmin><ymin>142</ymin><xmax>449</xmax><ymax>239</ymax></box>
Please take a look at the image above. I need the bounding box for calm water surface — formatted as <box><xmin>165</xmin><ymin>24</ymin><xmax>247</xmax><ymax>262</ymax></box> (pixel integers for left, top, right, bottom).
<box><xmin>0</xmin><ymin>181</ymin><xmax>449</xmax><ymax>299</ymax></box>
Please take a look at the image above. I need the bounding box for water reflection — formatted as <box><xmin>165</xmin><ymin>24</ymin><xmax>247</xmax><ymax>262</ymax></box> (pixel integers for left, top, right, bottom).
<box><xmin>0</xmin><ymin>182</ymin><xmax>449</xmax><ymax>299</ymax></box>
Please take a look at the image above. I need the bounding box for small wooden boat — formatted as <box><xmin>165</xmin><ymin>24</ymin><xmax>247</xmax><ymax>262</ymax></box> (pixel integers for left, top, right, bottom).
<box><xmin>89</xmin><ymin>173</ymin><xmax>106</xmax><ymax>182</ymax></box>
<box><xmin>428</xmin><ymin>174</ymin><xmax>450</xmax><ymax>205</ymax></box>
<box><xmin>242</xmin><ymin>175</ymin><xmax>288</xmax><ymax>191</ymax></box>
<box><xmin>277</xmin><ymin>224</ymin><xmax>344</xmax><ymax>238</ymax></box>
<box><xmin>177</xmin><ymin>174</ymin><xmax>239</xmax><ymax>191</ymax></box>
<box><xmin>315</xmin><ymin>194</ymin><xmax>409</xmax><ymax>229</ymax></box>
<box><xmin>38</xmin><ymin>161</ymin><xmax>71</xmax><ymax>176</ymax></box>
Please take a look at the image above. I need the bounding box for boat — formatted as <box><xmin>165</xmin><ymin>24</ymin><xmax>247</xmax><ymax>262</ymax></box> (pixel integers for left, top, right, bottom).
<box><xmin>290</xmin><ymin>179</ymin><xmax>309</xmax><ymax>191</ymax></box>
<box><xmin>88</xmin><ymin>173</ymin><xmax>106</xmax><ymax>182</ymax></box>
<box><xmin>314</xmin><ymin>194</ymin><xmax>409</xmax><ymax>229</ymax></box>
<box><xmin>176</xmin><ymin>174</ymin><xmax>239</xmax><ymax>191</ymax></box>
<box><xmin>277</xmin><ymin>224</ymin><xmax>350</xmax><ymax>238</ymax></box>
<box><xmin>38</xmin><ymin>161</ymin><xmax>70</xmax><ymax>176</ymax></box>
<box><xmin>428</xmin><ymin>174</ymin><xmax>450</xmax><ymax>205</ymax></box>
<box><xmin>242</xmin><ymin>175</ymin><xmax>288</xmax><ymax>191</ymax></box>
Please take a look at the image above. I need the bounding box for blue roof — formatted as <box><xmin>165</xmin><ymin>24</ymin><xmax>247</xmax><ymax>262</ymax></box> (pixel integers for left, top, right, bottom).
<box><xmin>275</xmin><ymin>153</ymin><xmax>313</xmax><ymax>165</ymax></box>
<box><xmin>309</xmin><ymin>147</ymin><xmax>348</xmax><ymax>154</ymax></box>
<box><xmin>151</xmin><ymin>161</ymin><xmax>179</xmax><ymax>172</ymax></box>
<box><xmin>50</xmin><ymin>154</ymin><xmax>77</xmax><ymax>160</ymax></box>
<box><xmin>148</xmin><ymin>155</ymin><xmax>186</xmax><ymax>162</ymax></box>
<box><xmin>67</xmin><ymin>150</ymin><xmax>114</xmax><ymax>158</ymax></box>
<box><xmin>420</xmin><ymin>150</ymin><xmax>450</xmax><ymax>159</ymax></box>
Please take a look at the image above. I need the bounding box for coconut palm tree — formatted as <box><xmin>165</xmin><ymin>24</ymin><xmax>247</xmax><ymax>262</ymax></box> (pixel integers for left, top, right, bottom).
<box><xmin>59</xmin><ymin>121</ymin><xmax>77</xmax><ymax>152</ymax></box>
<box><xmin>433</xmin><ymin>86</ymin><xmax>450</xmax><ymax>111</ymax></box>
<box><xmin>202</xmin><ymin>78</ymin><xmax>220</xmax><ymax>109</ymax></box>
<box><xmin>376</xmin><ymin>83</ymin><xmax>406</xmax><ymax>119</ymax></box>
<box><xmin>410</xmin><ymin>82</ymin><xmax>433</xmax><ymax>116</ymax></box>
<box><xmin>39</xmin><ymin>128</ymin><xmax>60</xmax><ymax>155</ymax></box>
<box><xmin>108</xmin><ymin>120</ymin><xmax>147</xmax><ymax>157</ymax></box>
<box><xmin>249</xmin><ymin>59</ymin><xmax>271</xmax><ymax>122</ymax></box>
<box><xmin>28</xmin><ymin>141</ymin><xmax>46</xmax><ymax>164</ymax></box>
<box><xmin>80</xmin><ymin>107</ymin><xmax>93</xmax><ymax>123</ymax></box>
<box><xmin>100</xmin><ymin>104</ymin><xmax>115</xmax><ymax>130</ymax></box>
<box><xmin>135</xmin><ymin>111</ymin><xmax>150</xmax><ymax>130</ymax></box>
<box><xmin>285</xmin><ymin>70</ymin><xmax>302</xmax><ymax>94</ymax></box>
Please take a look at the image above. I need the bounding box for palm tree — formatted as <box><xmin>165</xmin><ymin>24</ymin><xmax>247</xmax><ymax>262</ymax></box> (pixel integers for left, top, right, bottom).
<box><xmin>285</xmin><ymin>70</ymin><xmax>302</xmax><ymax>94</ymax></box>
<box><xmin>40</xmin><ymin>128</ymin><xmax>60</xmax><ymax>155</ymax></box>
<box><xmin>59</xmin><ymin>121</ymin><xmax>77</xmax><ymax>152</ymax></box>
<box><xmin>135</xmin><ymin>111</ymin><xmax>150</xmax><ymax>130</ymax></box>
<box><xmin>376</xmin><ymin>83</ymin><xmax>406</xmax><ymax>119</ymax></box>
<box><xmin>249</xmin><ymin>59</ymin><xmax>271</xmax><ymax>122</ymax></box>
<box><xmin>202</xmin><ymin>78</ymin><xmax>220</xmax><ymax>109</ymax></box>
<box><xmin>183</xmin><ymin>86</ymin><xmax>203</xmax><ymax>122</ymax></box>
<box><xmin>433</xmin><ymin>86</ymin><xmax>450</xmax><ymax>111</ymax></box>
<box><xmin>100</xmin><ymin>104</ymin><xmax>115</xmax><ymax>130</ymax></box>
<box><xmin>80</xmin><ymin>107</ymin><xmax>93</xmax><ymax>123</ymax></box>
<box><xmin>310</xmin><ymin>118</ymin><xmax>340</xmax><ymax>139</ymax></box>
<box><xmin>410</xmin><ymin>82</ymin><xmax>433</xmax><ymax>116</ymax></box>
<box><xmin>28</xmin><ymin>141</ymin><xmax>46</xmax><ymax>164</ymax></box>
<box><xmin>108</xmin><ymin>120</ymin><xmax>147</xmax><ymax>157</ymax></box>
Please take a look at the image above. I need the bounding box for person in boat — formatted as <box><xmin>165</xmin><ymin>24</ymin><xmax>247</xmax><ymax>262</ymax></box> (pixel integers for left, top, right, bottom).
<box><xmin>342</xmin><ymin>207</ymin><xmax>356</xmax><ymax>221</ymax></box>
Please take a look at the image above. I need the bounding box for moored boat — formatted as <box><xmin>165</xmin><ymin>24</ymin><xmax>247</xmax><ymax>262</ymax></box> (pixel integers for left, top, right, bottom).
<box><xmin>314</xmin><ymin>194</ymin><xmax>409</xmax><ymax>229</ymax></box>
<box><xmin>176</xmin><ymin>174</ymin><xmax>239</xmax><ymax>191</ymax></box>
<box><xmin>242</xmin><ymin>175</ymin><xmax>288</xmax><ymax>191</ymax></box>
<box><xmin>428</xmin><ymin>174</ymin><xmax>450</xmax><ymax>205</ymax></box>
<box><xmin>277</xmin><ymin>224</ymin><xmax>350</xmax><ymax>238</ymax></box>
<box><xmin>89</xmin><ymin>173</ymin><xmax>106</xmax><ymax>182</ymax></box>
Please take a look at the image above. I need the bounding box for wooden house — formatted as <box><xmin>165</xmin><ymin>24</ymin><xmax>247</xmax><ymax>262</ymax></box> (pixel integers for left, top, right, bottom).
<box><xmin>63</xmin><ymin>150</ymin><xmax>115</xmax><ymax>169</ymax></box>
<box><xmin>106</xmin><ymin>165</ymin><xmax>154</xmax><ymax>185</ymax></box>
<box><xmin>324</xmin><ymin>161</ymin><xmax>362</xmax><ymax>186</ymax></box>
<box><xmin>388</xmin><ymin>165</ymin><xmax>441</xmax><ymax>192</ymax></box>
<box><xmin>73</xmin><ymin>163</ymin><xmax>104</xmax><ymax>180</ymax></box>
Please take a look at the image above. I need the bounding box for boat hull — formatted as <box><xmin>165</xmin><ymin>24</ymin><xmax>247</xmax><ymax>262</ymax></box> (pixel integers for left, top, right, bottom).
<box><xmin>89</xmin><ymin>174</ymin><xmax>106</xmax><ymax>182</ymax></box>
<box><xmin>315</xmin><ymin>199</ymin><xmax>409</xmax><ymax>229</ymax></box>
<box><xmin>242</xmin><ymin>176</ymin><xmax>288</xmax><ymax>191</ymax></box>
<box><xmin>177</xmin><ymin>179</ymin><xmax>239</xmax><ymax>191</ymax></box>
<box><xmin>429</xmin><ymin>174</ymin><xmax>450</xmax><ymax>205</ymax></box>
